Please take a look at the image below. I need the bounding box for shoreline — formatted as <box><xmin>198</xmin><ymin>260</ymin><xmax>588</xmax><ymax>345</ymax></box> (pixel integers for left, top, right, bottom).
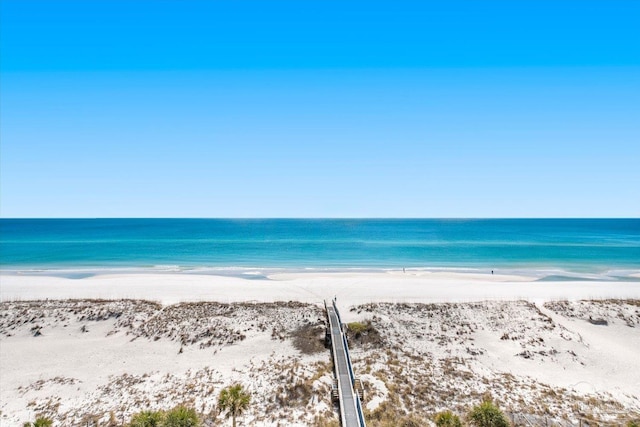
<box><xmin>3</xmin><ymin>264</ymin><xmax>639</xmax><ymax>278</ymax></box>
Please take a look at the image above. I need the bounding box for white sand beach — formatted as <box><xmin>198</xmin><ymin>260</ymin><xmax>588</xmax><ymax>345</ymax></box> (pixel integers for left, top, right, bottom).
<box><xmin>1</xmin><ymin>272</ymin><xmax>639</xmax><ymax>426</ymax></box>
<box><xmin>2</xmin><ymin>270</ymin><xmax>639</xmax><ymax>306</ymax></box>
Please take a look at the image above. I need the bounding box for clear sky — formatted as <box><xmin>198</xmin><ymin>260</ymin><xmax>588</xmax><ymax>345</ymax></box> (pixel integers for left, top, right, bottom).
<box><xmin>1</xmin><ymin>0</ymin><xmax>639</xmax><ymax>217</ymax></box>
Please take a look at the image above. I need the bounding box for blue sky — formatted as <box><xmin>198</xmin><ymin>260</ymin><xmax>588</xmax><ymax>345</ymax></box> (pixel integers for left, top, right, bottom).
<box><xmin>1</xmin><ymin>1</ymin><xmax>639</xmax><ymax>217</ymax></box>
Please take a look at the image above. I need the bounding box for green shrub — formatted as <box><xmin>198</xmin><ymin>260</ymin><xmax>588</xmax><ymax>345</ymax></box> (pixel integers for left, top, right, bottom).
<box><xmin>162</xmin><ymin>406</ymin><xmax>200</xmax><ymax>427</ymax></box>
<box><xmin>348</xmin><ymin>322</ymin><xmax>368</xmax><ymax>335</ymax></box>
<box><xmin>129</xmin><ymin>410</ymin><xmax>164</xmax><ymax>427</ymax></box>
<box><xmin>468</xmin><ymin>400</ymin><xmax>510</xmax><ymax>427</ymax></box>
<box><xmin>345</xmin><ymin>320</ymin><xmax>383</xmax><ymax>348</ymax></box>
<box><xmin>435</xmin><ymin>410</ymin><xmax>462</xmax><ymax>427</ymax></box>
<box><xmin>23</xmin><ymin>417</ymin><xmax>53</xmax><ymax>427</ymax></box>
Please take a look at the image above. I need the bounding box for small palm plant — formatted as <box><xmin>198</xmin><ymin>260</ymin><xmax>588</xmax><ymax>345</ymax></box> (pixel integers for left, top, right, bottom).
<box><xmin>23</xmin><ymin>417</ymin><xmax>53</xmax><ymax>427</ymax></box>
<box><xmin>435</xmin><ymin>410</ymin><xmax>462</xmax><ymax>427</ymax></box>
<box><xmin>468</xmin><ymin>400</ymin><xmax>510</xmax><ymax>427</ymax></box>
<box><xmin>162</xmin><ymin>406</ymin><xmax>200</xmax><ymax>427</ymax></box>
<box><xmin>128</xmin><ymin>410</ymin><xmax>164</xmax><ymax>427</ymax></box>
<box><xmin>218</xmin><ymin>384</ymin><xmax>251</xmax><ymax>427</ymax></box>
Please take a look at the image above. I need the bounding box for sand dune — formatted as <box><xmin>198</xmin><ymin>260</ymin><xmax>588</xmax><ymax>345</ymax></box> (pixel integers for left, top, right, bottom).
<box><xmin>1</xmin><ymin>273</ymin><xmax>639</xmax><ymax>426</ymax></box>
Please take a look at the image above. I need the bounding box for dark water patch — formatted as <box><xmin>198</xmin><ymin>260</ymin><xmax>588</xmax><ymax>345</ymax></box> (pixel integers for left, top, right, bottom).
<box><xmin>11</xmin><ymin>271</ymin><xmax>97</xmax><ymax>279</ymax></box>
<box><xmin>57</xmin><ymin>272</ymin><xmax>96</xmax><ymax>279</ymax></box>
<box><xmin>609</xmin><ymin>276</ymin><xmax>640</xmax><ymax>282</ymax></box>
<box><xmin>536</xmin><ymin>275</ymin><xmax>604</xmax><ymax>282</ymax></box>
<box><xmin>182</xmin><ymin>270</ymin><xmax>273</xmax><ymax>281</ymax></box>
<box><xmin>537</xmin><ymin>274</ymin><xmax>640</xmax><ymax>282</ymax></box>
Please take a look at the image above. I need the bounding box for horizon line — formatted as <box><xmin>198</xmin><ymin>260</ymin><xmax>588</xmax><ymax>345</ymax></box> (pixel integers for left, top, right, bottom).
<box><xmin>1</xmin><ymin>217</ymin><xmax>638</xmax><ymax>220</ymax></box>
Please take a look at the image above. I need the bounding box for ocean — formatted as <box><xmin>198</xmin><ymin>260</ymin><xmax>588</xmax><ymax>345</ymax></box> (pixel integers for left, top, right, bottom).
<box><xmin>0</xmin><ymin>219</ymin><xmax>638</xmax><ymax>280</ymax></box>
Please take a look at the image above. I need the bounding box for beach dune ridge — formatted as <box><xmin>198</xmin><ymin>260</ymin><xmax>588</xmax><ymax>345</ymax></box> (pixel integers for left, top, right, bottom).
<box><xmin>1</xmin><ymin>272</ymin><xmax>639</xmax><ymax>426</ymax></box>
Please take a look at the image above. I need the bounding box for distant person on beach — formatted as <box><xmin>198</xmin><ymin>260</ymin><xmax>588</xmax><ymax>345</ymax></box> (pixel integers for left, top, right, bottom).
<box><xmin>491</xmin><ymin>270</ymin><xmax>494</xmax><ymax>275</ymax></box>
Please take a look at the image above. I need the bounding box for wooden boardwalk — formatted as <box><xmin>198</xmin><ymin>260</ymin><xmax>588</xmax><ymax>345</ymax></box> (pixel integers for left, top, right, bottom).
<box><xmin>325</xmin><ymin>300</ymin><xmax>367</xmax><ymax>427</ymax></box>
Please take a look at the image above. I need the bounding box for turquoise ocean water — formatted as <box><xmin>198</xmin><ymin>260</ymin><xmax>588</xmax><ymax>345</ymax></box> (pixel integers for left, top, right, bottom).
<box><xmin>0</xmin><ymin>219</ymin><xmax>638</xmax><ymax>280</ymax></box>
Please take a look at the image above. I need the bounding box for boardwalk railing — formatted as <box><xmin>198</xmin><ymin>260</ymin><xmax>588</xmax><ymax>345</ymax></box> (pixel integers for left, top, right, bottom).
<box><xmin>338</xmin><ymin>310</ymin><xmax>367</xmax><ymax>427</ymax></box>
<box><xmin>325</xmin><ymin>299</ymin><xmax>367</xmax><ymax>427</ymax></box>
